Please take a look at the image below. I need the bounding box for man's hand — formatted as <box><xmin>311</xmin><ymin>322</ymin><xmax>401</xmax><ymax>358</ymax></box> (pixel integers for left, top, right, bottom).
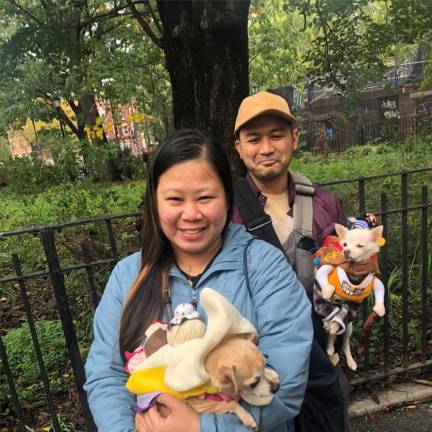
<box><xmin>135</xmin><ymin>393</ymin><xmax>200</xmax><ymax>432</ymax></box>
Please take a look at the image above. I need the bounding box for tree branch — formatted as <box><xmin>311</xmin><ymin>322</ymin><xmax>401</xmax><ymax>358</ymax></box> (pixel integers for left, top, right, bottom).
<box><xmin>78</xmin><ymin>1</ymin><xmax>141</xmax><ymax>30</ymax></box>
<box><xmin>301</xmin><ymin>0</ymin><xmax>311</xmax><ymax>31</ymax></box>
<box><xmin>143</xmin><ymin>0</ymin><xmax>162</xmax><ymax>34</ymax></box>
<box><xmin>125</xmin><ymin>0</ymin><xmax>163</xmax><ymax>49</ymax></box>
<box><xmin>315</xmin><ymin>1</ymin><xmax>332</xmax><ymax>76</ymax></box>
<box><xmin>7</xmin><ymin>0</ymin><xmax>44</xmax><ymax>25</ymax></box>
<box><xmin>43</xmin><ymin>93</ymin><xmax>79</xmax><ymax>136</ymax></box>
<box><xmin>59</xmin><ymin>107</ymin><xmax>79</xmax><ymax>136</ymax></box>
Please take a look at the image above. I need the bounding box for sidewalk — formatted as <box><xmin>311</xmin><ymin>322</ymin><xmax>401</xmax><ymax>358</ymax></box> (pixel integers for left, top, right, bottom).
<box><xmin>349</xmin><ymin>381</ymin><xmax>432</xmax><ymax>432</ymax></box>
<box><xmin>349</xmin><ymin>381</ymin><xmax>432</xmax><ymax>417</ymax></box>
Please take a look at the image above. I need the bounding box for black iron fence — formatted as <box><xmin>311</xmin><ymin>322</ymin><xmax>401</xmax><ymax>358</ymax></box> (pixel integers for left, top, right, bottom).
<box><xmin>0</xmin><ymin>168</ymin><xmax>431</xmax><ymax>431</ymax></box>
<box><xmin>301</xmin><ymin>114</ymin><xmax>432</xmax><ymax>155</ymax></box>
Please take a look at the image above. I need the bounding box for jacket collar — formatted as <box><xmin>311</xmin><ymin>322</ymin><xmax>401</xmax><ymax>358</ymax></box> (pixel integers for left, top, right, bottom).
<box><xmin>245</xmin><ymin>171</ymin><xmax>295</xmax><ymax>213</ymax></box>
<box><xmin>168</xmin><ymin>224</ymin><xmax>251</xmax><ymax>280</ymax></box>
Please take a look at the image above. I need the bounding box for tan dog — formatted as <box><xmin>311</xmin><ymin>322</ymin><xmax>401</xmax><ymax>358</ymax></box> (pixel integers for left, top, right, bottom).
<box><xmin>188</xmin><ymin>335</ymin><xmax>280</xmax><ymax>430</ymax></box>
<box><xmin>140</xmin><ymin>335</ymin><xmax>280</xmax><ymax>431</ymax></box>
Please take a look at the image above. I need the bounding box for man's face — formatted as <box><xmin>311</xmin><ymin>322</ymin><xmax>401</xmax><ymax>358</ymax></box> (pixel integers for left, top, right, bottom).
<box><xmin>235</xmin><ymin>114</ymin><xmax>299</xmax><ymax>182</ymax></box>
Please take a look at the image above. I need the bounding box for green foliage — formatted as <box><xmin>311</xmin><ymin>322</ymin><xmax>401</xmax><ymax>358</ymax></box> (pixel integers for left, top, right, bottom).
<box><xmin>0</xmin><ymin>179</ymin><xmax>144</xmax><ymax>232</ymax></box>
<box><xmin>248</xmin><ymin>0</ymin><xmax>313</xmax><ymax>91</ymax></box>
<box><xmin>288</xmin><ymin>0</ymin><xmax>432</xmax><ymax>96</ymax></box>
<box><xmin>0</xmin><ymin>138</ymin><xmax>147</xmax><ymax>195</ymax></box>
<box><xmin>0</xmin><ymin>137</ymin><xmax>10</xmax><ymax>161</ymax></box>
<box><xmin>0</xmin><ymin>320</ymin><xmax>71</xmax><ymax>416</ymax></box>
<box><xmin>0</xmin><ymin>0</ymin><xmax>171</xmax><ymax>145</ymax></box>
<box><xmin>292</xmin><ymin>135</ymin><xmax>432</xmax><ymax>184</ymax></box>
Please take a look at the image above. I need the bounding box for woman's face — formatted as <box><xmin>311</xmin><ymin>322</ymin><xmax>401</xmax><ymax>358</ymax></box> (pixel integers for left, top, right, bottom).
<box><xmin>156</xmin><ymin>159</ymin><xmax>228</xmax><ymax>267</ymax></box>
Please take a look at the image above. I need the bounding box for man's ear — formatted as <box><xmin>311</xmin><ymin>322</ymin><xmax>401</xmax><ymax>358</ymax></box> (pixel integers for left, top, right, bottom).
<box><xmin>292</xmin><ymin>128</ymin><xmax>299</xmax><ymax>151</ymax></box>
<box><xmin>335</xmin><ymin>223</ymin><xmax>348</xmax><ymax>239</ymax></box>
<box><xmin>370</xmin><ymin>225</ymin><xmax>383</xmax><ymax>244</ymax></box>
<box><xmin>235</xmin><ymin>139</ymin><xmax>242</xmax><ymax>159</ymax></box>
<box><xmin>218</xmin><ymin>365</ymin><xmax>238</xmax><ymax>394</ymax></box>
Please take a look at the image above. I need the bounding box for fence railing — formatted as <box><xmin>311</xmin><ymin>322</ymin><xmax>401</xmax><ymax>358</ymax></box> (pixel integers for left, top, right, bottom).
<box><xmin>0</xmin><ymin>168</ymin><xmax>431</xmax><ymax>431</ymax></box>
<box><xmin>300</xmin><ymin>114</ymin><xmax>432</xmax><ymax>154</ymax></box>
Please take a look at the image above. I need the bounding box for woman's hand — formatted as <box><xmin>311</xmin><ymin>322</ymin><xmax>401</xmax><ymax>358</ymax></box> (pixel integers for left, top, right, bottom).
<box><xmin>135</xmin><ymin>393</ymin><xmax>200</xmax><ymax>432</ymax></box>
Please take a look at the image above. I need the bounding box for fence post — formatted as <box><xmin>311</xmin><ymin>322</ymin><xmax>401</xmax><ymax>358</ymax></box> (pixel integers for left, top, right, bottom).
<box><xmin>105</xmin><ymin>218</ymin><xmax>119</xmax><ymax>260</ymax></box>
<box><xmin>81</xmin><ymin>241</ymin><xmax>100</xmax><ymax>309</ymax></box>
<box><xmin>358</xmin><ymin>177</ymin><xmax>370</xmax><ymax>376</ymax></box>
<box><xmin>381</xmin><ymin>193</ymin><xmax>390</xmax><ymax>375</ymax></box>
<box><xmin>0</xmin><ymin>334</ymin><xmax>27</xmax><ymax>432</ymax></box>
<box><xmin>41</xmin><ymin>230</ymin><xmax>96</xmax><ymax>432</ymax></box>
<box><xmin>421</xmin><ymin>186</ymin><xmax>428</xmax><ymax>361</ymax></box>
<box><xmin>401</xmin><ymin>171</ymin><xmax>409</xmax><ymax>368</ymax></box>
<box><xmin>12</xmin><ymin>254</ymin><xmax>61</xmax><ymax>432</ymax></box>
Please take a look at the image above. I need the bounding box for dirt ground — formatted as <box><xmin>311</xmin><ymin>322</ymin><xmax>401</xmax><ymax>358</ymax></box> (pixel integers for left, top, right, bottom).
<box><xmin>352</xmin><ymin>401</ymin><xmax>432</xmax><ymax>432</ymax></box>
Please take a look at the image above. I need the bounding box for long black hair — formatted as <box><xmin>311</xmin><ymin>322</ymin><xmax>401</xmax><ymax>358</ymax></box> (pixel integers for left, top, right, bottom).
<box><xmin>119</xmin><ymin>129</ymin><xmax>233</xmax><ymax>357</ymax></box>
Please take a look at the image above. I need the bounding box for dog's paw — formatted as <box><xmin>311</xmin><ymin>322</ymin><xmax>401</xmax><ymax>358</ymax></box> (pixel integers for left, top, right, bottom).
<box><xmin>321</xmin><ymin>283</ymin><xmax>335</xmax><ymax>299</ymax></box>
<box><xmin>264</xmin><ymin>367</ymin><xmax>280</xmax><ymax>384</ymax></box>
<box><xmin>239</xmin><ymin>410</ymin><xmax>258</xmax><ymax>431</ymax></box>
<box><xmin>326</xmin><ymin>344</ymin><xmax>335</xmax><ymax>357</ymax></box>
<box><xmin>346</xmin><ymin>357</ymin><xmax>357</xmax><ymax>371</ymax></box>
<box><xmin>373</xmin><ymin>303</ymin><xmax>385</xmax><ymax>317</ymax></box>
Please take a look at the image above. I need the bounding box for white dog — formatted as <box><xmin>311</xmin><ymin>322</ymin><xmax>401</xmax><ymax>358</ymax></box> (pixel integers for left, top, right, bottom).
<box><xmin>314</xmin><ymin>222</ymin><xmax>385</xmax><ymax>370</ymax></box>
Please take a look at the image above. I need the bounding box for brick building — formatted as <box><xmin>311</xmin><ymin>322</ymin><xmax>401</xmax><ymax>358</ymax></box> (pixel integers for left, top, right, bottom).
<box><xmin>96</xmin><ymin>100</ymin><xmax>149</xmax><ymax>156</ymax></box>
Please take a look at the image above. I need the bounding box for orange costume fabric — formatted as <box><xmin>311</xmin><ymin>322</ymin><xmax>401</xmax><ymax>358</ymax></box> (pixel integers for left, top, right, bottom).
<box><xmin>327</xmin><ymin>267</ymin><xmax>376</xmax><ymax>303</ymax></box>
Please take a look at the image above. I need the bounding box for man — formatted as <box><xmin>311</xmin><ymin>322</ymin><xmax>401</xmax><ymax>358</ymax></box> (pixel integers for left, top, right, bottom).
<box><xmin>232</xmin><ymin>91</ymin><xmax>350</xmax><ymax>432</ymax></box>
<box><xmin>233</xmin><ymin>91</ymin><xmax>344</xmax><ymax>248</ymax></box>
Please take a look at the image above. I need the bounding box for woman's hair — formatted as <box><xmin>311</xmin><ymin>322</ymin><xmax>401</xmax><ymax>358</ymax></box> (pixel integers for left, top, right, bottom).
<box><xmin>119</xmin><ymin>129</ymin><xmax>233</xmax><ymax>358</ymax></box>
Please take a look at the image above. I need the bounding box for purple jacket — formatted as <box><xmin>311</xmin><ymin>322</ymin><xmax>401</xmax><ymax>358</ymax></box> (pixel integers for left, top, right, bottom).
<box><xmin>232</xmin><ymin>173</ymin><xmax>345</xmax><ymax>246</ymax></box>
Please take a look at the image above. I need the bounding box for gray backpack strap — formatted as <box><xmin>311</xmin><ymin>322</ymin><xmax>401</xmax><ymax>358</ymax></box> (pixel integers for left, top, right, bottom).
<box><xmin>289</xmin><ymin>171</ymin><xmax>315</xmax><ymax>236</ymax></box>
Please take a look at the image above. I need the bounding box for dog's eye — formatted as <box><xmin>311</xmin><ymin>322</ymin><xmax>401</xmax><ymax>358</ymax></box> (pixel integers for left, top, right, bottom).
<box><xmin>343</xmin><ymin>242</ymin><xmax>347</xmax><ymax>247</ymax></box>
<box><xmin>356</xmin><ymin>244</ymin><xmax>364</xmax><ymax>248</ymax></box>
<box><xmin>250</xmin><ymin>378</ymin><xmax>260</xmax><ymax>389</ymax></box>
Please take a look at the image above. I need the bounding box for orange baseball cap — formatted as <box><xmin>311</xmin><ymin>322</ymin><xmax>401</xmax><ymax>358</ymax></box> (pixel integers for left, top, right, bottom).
<box><xmin>234</xmin><ymin>91</ymin><xmax>297</xmax><ymax>133</ymax></box>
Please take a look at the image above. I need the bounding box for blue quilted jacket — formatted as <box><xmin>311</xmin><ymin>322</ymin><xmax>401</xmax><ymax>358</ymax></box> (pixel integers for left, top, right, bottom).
<box><xmin>84</xmin><ymin>223</ymin><xmax>313</xmax><ymax>431</ymax></box>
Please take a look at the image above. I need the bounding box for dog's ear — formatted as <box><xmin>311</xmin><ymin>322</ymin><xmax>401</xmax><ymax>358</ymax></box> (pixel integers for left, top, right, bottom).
<box><xmin>335</xmin><ymin>223</ymin><xmax>348</xmax><ymax>239</ymax></box>
<box><xmin>370</xmin><ymin>225</ymin><xmax>383</xmax><ymax>244</ymax></box>
<box><xmin>218</xmin><ymin>365</ymin><xmax>238</xmax><ymax>394</ymax></box>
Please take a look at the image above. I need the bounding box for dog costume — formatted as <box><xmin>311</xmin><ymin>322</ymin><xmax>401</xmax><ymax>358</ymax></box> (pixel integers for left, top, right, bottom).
<box><xmin>126</xmin><ymin>288</ymin><xmax>268</xmax><ymax>405</ymax></box>
<box><xmin>313</xmin><ymin>217</ymin><xmax>385</xmax><ymax>334</ymax></box>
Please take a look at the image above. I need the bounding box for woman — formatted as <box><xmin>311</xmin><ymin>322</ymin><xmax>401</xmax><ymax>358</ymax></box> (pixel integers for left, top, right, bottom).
<box><xmin>84</xmin><ymin>129</ymin><xmax>313</xmax><ymax>432</ymax></box>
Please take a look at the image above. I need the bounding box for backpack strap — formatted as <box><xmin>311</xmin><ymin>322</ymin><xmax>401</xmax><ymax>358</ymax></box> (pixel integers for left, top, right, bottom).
<box><xmin>233</xmin><ymin>178</ymin><xmax>283</xmax><ymax>252</ymax></box>
<box><xmin>243</xmin><ymin>238</ymin><xmax>254</xmax><ymax>301</ymax></box>
<box><xmin>289</xmin><ymin>171</ymin><xmax>315</xmax><ymax>237</ymax></box>
<box><xmin>242</xmin><ymin>238</ymin><xmax>259</xmax><ymax>329</ymax></box>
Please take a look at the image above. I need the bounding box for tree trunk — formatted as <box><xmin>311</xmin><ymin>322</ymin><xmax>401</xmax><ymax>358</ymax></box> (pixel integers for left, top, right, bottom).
<box><xmin>78</xmin><ymin>95</ymin><xmax>121</xmax><ymax>181</ymax></box>
<box><xmin>79</xmin><ymin>94</ymin><xmax>108</xmax><ymax>146</ymax></box>
<box><xmin>157</xmin><ymin>0</ymin><xmax>250</xmax><ymax>177</ymax></box>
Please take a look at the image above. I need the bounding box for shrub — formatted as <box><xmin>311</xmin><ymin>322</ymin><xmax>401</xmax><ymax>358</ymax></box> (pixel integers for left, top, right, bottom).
<box><xmin>0</xmin><ymin>138</ymin><xmax>148</xmax><ymax>195</ymax></box>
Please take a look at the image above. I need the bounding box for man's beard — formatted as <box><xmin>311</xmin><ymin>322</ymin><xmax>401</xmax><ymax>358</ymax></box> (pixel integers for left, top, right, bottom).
<box><xmin>250</xmin><ymin>165</ymin><xmax>287</xmax><ymax>181</ymax></box>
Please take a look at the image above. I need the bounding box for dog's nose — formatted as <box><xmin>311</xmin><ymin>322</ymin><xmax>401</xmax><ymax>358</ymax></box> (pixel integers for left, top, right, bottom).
<box><xmin>343</xmin><ymin>249</ymin><xmax>351</xmax><ymax>258</ymax></box>
<box><xmin>271</xmin><ymin>382</ymin><xmax>280</xmax><ymax>393</ymax></box>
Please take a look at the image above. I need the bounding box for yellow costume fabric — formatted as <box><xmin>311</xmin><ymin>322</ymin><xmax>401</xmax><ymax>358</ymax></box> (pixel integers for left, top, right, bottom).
<box><xmin>126</xmin><ymin>366</ymin><xmax>218</xmax><ymax>399</ymax></box>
